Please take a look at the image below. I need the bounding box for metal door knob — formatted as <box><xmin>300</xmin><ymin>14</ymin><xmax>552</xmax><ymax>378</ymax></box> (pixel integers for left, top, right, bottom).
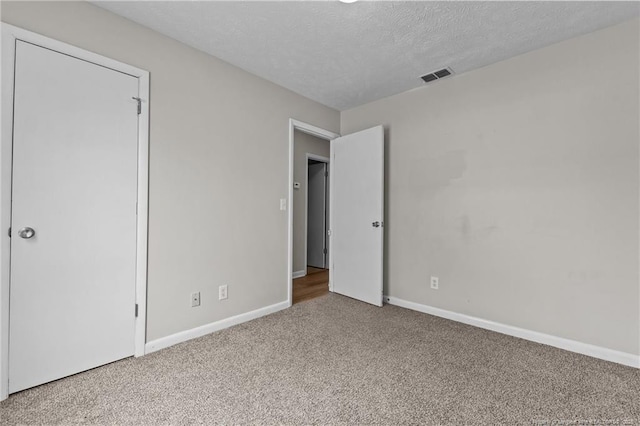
<box><xmin>18</xmin><ymin>227</ymin><xmax>35</xmax><ymax>239</ymax></box>
<box><xmin>372</xmin><ymin>221</ymin><xmax>380</xmax><ymax>228</ymax></box>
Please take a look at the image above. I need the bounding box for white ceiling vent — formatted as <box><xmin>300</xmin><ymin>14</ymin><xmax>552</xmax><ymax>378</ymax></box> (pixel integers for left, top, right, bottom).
<box><xmin>420</xmin><ymin>68</ymin><xmax>454</xmax><ymax>84</ymax></box>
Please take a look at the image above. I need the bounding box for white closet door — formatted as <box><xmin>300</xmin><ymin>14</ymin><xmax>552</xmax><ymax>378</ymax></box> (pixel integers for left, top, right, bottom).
<box><xmin>9</xmin><ymin>40</ymin><xmax>139</xmax><ymax>393</ymax></box>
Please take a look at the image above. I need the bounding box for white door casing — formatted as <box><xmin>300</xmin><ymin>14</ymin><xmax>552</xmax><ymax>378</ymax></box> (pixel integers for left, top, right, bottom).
<box><xmin>330</xmin><ymin>126</ymin><xmax>384</xmax><ymax>307</ymax></box>
<box><xmin>0</xmin><ymin>24</ymin><xmax>149</xmax><ymax>400</ymax></box>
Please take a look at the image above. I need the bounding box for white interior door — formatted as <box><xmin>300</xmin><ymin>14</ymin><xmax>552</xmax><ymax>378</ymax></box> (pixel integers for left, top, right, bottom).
<box><xmin>307</xmin><ymin>162</ymin><xmax>327</xmax><ymax>268</ymax></box>
<box><xmin>330</xmin><ymin>126</ymin><xmax>384</xmax><ymax>306</ymax></box>
<box><xmin>9</xmin><ymin>40</ymin><xmax>139</xmax><ymax>393</ymax></box>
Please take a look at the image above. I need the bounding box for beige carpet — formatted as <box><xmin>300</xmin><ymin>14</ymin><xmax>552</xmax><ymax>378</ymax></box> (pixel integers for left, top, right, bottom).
<box><xmin>1</xmin><ymin>294</ymin><xmax>638</xmax><ymax>425</ymax></box>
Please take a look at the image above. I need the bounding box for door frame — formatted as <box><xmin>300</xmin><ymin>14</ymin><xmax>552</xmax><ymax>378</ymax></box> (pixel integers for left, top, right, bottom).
<box><xmin>287</xmin><ymin>119</ymin><xmax>339</xmax><ymax>306</ymax></box>
<box><xmin>0</xmin><ymin>23</ymin><xmax>150</xmax><ymax>400</ymax></box>
<box><xmin>304</xmin><ymin>154</ymin><xmax>330</xmax><ymax>270</ymax></box>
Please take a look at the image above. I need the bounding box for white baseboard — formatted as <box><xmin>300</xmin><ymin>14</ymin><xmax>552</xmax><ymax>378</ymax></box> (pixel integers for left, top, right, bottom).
<box><xmin>385</xmin><ymin>296</ymin><xmax>639</xmax><ymax>369</ymax></box>
<box><xmin>292</xmin><ymin>270</ymin><xmax>306</xmax><ymax>279</ymax></box>
<box><xmin>145</xmin><ymin>301</ymin><xmax>289</xmax><ymax>354</ymax></box>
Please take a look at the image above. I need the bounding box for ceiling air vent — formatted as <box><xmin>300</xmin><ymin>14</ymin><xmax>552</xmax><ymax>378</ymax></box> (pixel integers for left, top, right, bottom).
<box><xmin>420</xmin><ymin>67</ymin><xmax>453</xmax><ymax>83</ymax></box>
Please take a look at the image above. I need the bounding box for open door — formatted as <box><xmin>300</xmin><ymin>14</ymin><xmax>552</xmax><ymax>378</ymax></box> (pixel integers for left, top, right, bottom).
<box><xmin>330</xmin><ymin>126</ymin><xmax>384</xmax><ymax>307</ymax></box>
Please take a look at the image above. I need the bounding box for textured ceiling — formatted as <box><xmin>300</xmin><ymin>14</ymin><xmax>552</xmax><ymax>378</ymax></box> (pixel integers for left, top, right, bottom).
<box><xmin>92</xmin><ymin>1</ymin><xmax>639</xmax><ymax>111</ymax></box>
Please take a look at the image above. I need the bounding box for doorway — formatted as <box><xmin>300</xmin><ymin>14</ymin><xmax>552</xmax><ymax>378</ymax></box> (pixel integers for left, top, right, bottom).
<box><xmin>292</xmin><ymin>154</ymin><xmax>330</xmax><ymax>305</ymax></box>
<box><xmin>288</xmin><ymin>121</ymin><xmax>338</xmax><ymax>305</ymax></box>
<box><xmin>287</xmin><ymin>120</ymin><xmax>385</xmax><ymax>309</ymax></box>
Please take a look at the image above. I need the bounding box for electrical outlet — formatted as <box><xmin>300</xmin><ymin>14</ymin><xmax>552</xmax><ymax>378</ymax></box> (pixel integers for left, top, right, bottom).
<box><xmin>430</xmin><ymin>276</ymin><xmax>439</xmax><ymax>290</ymax></box>
<box><xmin>191</xmin><ymin>291</ymin><xmax>200</xmax><ymax>307</ymax></box>
<box><xmin>219</xmin><ymin>285</ymin><xmax>228</xmax><ymax>300</ymax></box>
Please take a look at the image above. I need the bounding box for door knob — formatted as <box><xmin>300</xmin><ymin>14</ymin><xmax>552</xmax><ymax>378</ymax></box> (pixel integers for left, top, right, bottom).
<box><xmin>372</xmin><ymin>221</ymin><xmax>380</xmax><ymax>228</ymax></box>
<box><xmin>18</xmin><ymin>227</ymin><xmax>35</xmax><ymax>239</ymax></box>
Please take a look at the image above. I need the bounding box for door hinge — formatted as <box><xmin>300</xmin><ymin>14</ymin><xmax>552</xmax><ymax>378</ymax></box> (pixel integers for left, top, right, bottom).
<box><xmin>324</xmin><ymin>171</ymin><xmax>328</xmax><ymax>177</ymax></box>
<box><xmin>7</xmin><ymin>227</ymin><xmax>11</xmax><ymax>238</ymax></box>
<box><xmin>135</xmin><ymin>303</ymin><xmax>139</xmax><ymax>317</ymax></box>
<box><xmin>327</xmin><ymin>229</ymin><xmax>332</xmax><ymax>236</ymax></box>
<box><xmin>132</xmin><ymin>97</ymin><xmax>142</xmax><ymax>115</ymax></box>
<box><xmin>323</xmin><ymin>248</ymin><xmax>327</xmax><ymax>254</ymax></box>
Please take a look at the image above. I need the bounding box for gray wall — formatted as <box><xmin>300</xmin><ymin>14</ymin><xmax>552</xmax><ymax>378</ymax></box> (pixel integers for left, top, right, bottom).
<box><xmin>3</xmin><ymin>1</ymin><xmax>638</xmax><ymax>357</ymax></box>
<box><xmin>292</xmin><ymin>130</ymin><xmax>330</xmax><ymax>274</ymax></box>
<box><xmin>342</xmin><ymin>19</ymin><xmax>640</xmax><ymax>356</ymax></box>
<box><xmin>1</xmin><ymin>1</ymin><xmax>339</xmax><ymax>342</ymax></box>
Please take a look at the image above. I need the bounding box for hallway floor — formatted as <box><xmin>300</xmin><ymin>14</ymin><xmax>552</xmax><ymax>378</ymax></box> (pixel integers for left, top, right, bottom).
<box><xmin>292</xmin><ymin>267</ymin><xmax>328</xmax><ymax>304</ymax></box>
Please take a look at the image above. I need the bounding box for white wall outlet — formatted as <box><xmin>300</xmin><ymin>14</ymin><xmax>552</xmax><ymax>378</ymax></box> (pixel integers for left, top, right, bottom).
<box><xmin>219</xmin><ymin>285</ymin><xmax>228</xmax><ymax>300</ymax></box>
<box><xmin>430</xmin><ymin>276</ymin><xmax>439</xmax><ymax>290</ymax></box>
<box><xmin>280</xmin><ymin>198</ymin><xmax>287</xmax><ymax>211</ymax></box>
<box><xmin>191</xmin><ymin>291</ymin><xmax>200</xmax><ymax>307</ymax></box>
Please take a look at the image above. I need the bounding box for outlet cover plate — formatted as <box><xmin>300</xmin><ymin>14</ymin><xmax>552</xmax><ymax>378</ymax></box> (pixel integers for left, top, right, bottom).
<box><xmin>430</xmin><ymin>276</ymin><xmax>439</xmax><ymax>290</ymax></box>
<box><xmin>191</xmin><ymin>291</ymin><xmax>201</xmax><ymax>307</ymax></box>
<box><xmin>219</xmin><ymin>285</ymin><xmax>228</xmax><ymax>300</ymax></box>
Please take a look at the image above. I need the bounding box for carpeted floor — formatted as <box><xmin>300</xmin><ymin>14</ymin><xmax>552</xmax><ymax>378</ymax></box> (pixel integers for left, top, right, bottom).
<box><xmin>1</xmin><ymin>294</ymin><xmax>638</xmax><ymax>425</ymax></box>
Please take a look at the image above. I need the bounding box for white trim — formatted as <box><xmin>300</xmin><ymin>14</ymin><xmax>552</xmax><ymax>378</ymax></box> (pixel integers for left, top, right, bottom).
<box><xmin>306</xmin><ymin>154</ymin><xmax>331</xmax><ymax>162</ymax></box>
<box><xmin>288</xmin><ymin>119</ymin><xmax>339</xmax><ymax>307</ymax></box>
<box><xmin>292</xmin><ymin>270</ymin><xmax>307</xmax><ymax>279</ymax></box>
<box><xmin>328</xmin><ymin>142</ymin><xmax>334</xmax><ymax>293</ymax></box>
<box><xmin>134</xmin><ymin>73</ymin><xmax>150</xmax><ymax>359</ymax></box>
<box><xmin>0</xmin><ymin>24</ymin><xmax>150</xmax><ymax>400</ymax></box>
<box><xmin>145</xmin><ymin>301</ymin><xmax>289</xmax><ymax>354</ymax></box>
<box><xmin>304</xmin><ymin>153</ymin><xmax>330</xmax><ymax>271</ymax></box>
<box><xmin>385</xmin><ymin>296</ymin><xmax>640</xmax><ymax>369</ymax></box>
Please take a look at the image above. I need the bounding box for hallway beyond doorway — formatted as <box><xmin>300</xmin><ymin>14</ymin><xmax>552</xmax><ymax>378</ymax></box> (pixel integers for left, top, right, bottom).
<box><xmin>292</xmin><ymin>267</ymin><xmax>328</xmax><ymax>304</ymax></box>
